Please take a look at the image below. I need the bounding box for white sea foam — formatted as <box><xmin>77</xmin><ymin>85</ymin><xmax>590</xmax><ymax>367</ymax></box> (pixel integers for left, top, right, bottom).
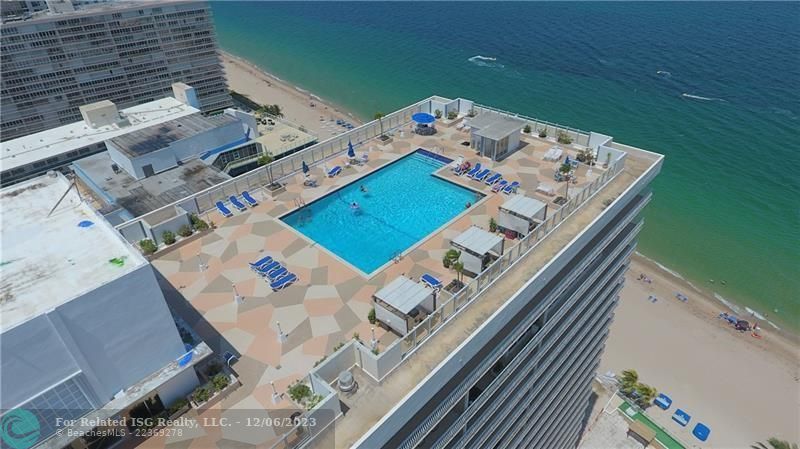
<box><xmin>681</xmin><ymin>93</ymin><xmax>726</xmax><ymax>102</ymax></box>
<box><xmin>713</xmin><ymin>293</ymin><xmax>743</xmax><ymax>314</ymax></box>
<box><xmin>656</xmin><ymin>70</ymin><xmax>672</xmax><ymax>76</ymax></box>
<box><xmin>468</xmin><ymin>55</ymin><xmax>504</xmax><ymax>68</ymax></box>
<box><xmin>745</xmin><ymin>307</ymin><xmax>767</xmax><ymax>321</ymax></box>
<box><xmin>634</xmin><ymin>251</ymin><xmax>702</xmax><ymax>290</ymax></box>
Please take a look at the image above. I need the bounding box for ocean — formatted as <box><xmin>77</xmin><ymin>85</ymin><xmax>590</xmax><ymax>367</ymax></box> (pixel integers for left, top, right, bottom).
<box><xmin>211</xmin><ymin>2</ymin><xmax>800</xmax><ymax>331</ymax></box>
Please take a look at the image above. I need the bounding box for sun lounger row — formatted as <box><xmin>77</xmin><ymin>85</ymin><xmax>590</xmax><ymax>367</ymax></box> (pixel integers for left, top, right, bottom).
<box><xmin>453</xmin><ymin>161</ymin><xmax>519</xmax><ymax>194</ymax></box>
<box><xmin>250</xmin><ymin>256</ymin><xmax>298</xmax><ymax>290</ymax></box>
<box><xmin>215</xmin><ymin>191</ymin><xmax>259</xmax><ymax>217</ymax></box>
<box><xmin>654</xmin><ymin>393</ymin><xmax>711</xmax><ymax>442</ymax></box>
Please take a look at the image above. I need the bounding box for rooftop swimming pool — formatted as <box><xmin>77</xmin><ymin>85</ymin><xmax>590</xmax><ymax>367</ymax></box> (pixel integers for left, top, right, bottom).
<box><xmin>282</xmin><ymin>149</ymin><xmax>483</xmax><ymax>274</ymax></box>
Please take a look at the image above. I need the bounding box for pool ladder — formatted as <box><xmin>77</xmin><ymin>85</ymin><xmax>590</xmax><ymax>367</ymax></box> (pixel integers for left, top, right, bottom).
<box><xmin>294</xmin><ymin>198</ymin><xmax>311</xmax><ymax>225</ymax></box>
<box><xmin>391</xmin><ymin>250</ymin><xmax>404</xmax><ymax>264</ymax></box>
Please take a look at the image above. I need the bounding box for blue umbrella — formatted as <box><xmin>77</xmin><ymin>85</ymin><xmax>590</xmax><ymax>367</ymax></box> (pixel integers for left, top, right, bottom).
<box><xmin>412</xmin><ymin>112</ymin><xmax>435</xmax><ymax>124</ymax></box>
<box><xmin>302</xmin><ymin>160</ymin><xmax>309</xmax><ymax>174</ymax></box>
<box><xmin>347</xmin><ymin>140</ymin><xmax>356</xmax><ymax>158</ymax></box>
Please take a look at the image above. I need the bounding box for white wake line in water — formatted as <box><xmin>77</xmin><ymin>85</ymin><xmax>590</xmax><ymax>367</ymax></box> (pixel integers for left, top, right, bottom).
<box><xmin>468</xmin><ymin>55</ymin><xmax>497</xmax><ymax>61</ymax></box>
<box><xmin>681</xmin><ymin>93</ymin><xmax>727</xmax><ymax>102</ymax></box>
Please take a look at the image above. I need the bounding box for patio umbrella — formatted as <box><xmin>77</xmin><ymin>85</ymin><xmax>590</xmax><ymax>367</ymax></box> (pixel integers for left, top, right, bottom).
<box><xmin>412</xmin><ymin>112</ymin><xmax>435</xmax><ymax>124</ymax></box>
<box><xmin>302</xmin><ymin>160</ymin><xmax>309</xmax><ymax>174</ymax></box>
<box><xmin>347</xmin><ymin>140</ymin><xmax>356</xmax><ymax>158</ymax></box>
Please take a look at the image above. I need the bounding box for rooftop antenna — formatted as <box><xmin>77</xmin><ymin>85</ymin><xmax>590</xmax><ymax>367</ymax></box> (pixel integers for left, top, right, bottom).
<box><xmin>47</xmin><ymin>177</ymin><xmax>81</xmax><ymax>218</ymax></box>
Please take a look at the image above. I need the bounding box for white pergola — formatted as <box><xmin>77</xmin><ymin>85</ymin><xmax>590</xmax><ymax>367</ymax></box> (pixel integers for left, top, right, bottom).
<box><xmin>498</xmin><ymin>195</ymin><xmax>547</xmax><ymax>237</ymax></box>
<box><xmin>451</xmin><ymin>226</ymin><xmax>504</xmax><ymax>276</ymax></box>
<box><xmin>373</xmin><ymin>275</ymin><xmax>435</xmax><ymax>335</ymax></box>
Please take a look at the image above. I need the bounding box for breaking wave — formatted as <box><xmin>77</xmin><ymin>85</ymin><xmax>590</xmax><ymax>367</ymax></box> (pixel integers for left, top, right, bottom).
<box><xmin>681</xmin><ymin>93</ymin><xmax>726</xmax><ymax>102</ymax></box>
<box><xmin>468</xmin><ymin>55</ymin><xmax>504</xmax><ymax>68</ymax></box>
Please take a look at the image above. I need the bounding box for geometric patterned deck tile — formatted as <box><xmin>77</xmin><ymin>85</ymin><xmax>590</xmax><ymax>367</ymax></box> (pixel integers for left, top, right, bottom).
<box><xmin>268</xmin><ymin>285</ymin><xmax>307</xmax><ymax>308</ymax></box>
<box><xmin>222</xmin><ymin>266</ymin><xmax>254</xmax><ymax>285</ymax></box>
<box><xmin>200</xmin><ymin>237</ymin><xmax>229</xmax><ymax>258</ymax></box>
<box><xmin>235</xmin><ymin>234</ymin><xmax>266</xmax><ymax>254</ymax></box>
<box><xmin>333</xmin><ymin>303</ymin><xmax>361</xmax><ymax>335</ymax></box>
<box><xmin>518</xmin><ymin>172</ymin><xmax>540</xmax><ymax>187</ymax></box>
<box><xmin>153</xmin><ymin>259</ymin><xmax>181</xmax><ymax>275</ymax></box>
<box><xmin>409</xmin><ymin>249</ymin><xmax>430</xmax><ymax>263</ymax></box>
<box><xmin>285</xmin><ymin>246</ymin><xmax>318</xmax><ymax>269</ymax></box>
<box><xmin>219</xmin><ymin>213</ymin><xmax>250</xmax><ymax>228</ymax></box>
<box><xmin>270</xmin><ymin>304</ymin><xmax>308</xmax><ymax>334</ymax></box>
<box><xmin>335</xmin><ymin>276</ymin><xmax>366</xmax><ymax>301</ymax></box>
<box><xmin>304</xmin><ymin>285</ymin><xmax>338</xmax><ymax>300</ymax></box>
<box><xmin>279</xmin><ymin>345</ymin><xmax>319</xmax><ymax>375</ymax></box>
<box><xmin>250</xmin><ymin>219</ymin><xmax>284</xmax><ymax>237</ymax></box>
<box><xmin>221</xmin><ymin>327</ymin><xmax>256</xmax><ymax>353</ymax></box>
<box><xmin>366</xmin><ymin>271</ymin><xmax>388</xmax><ymax>287</ymax></box>
<box><xmin>202</xmin><ymin>274</ymin><xmax>235</xmax><ymax>294</ymax></box>
<box><xmin>309</xmin><ymin>266</ymin><xmax>328</xmax><ymax>284</ymax></box>
<box><xmin>280</xmin><ymin>318</ymin><xmax>311</xmax><ymax>355</ymax></box>
<box><xmin>205</xmin><ymin>301</ymin><xmax>239</xmax><ymax>324</ymax></box>
<box><xmin>280</xmin><ymin>238</ymin><xmax>307</xmax><ymax>258</ymax></box>
<box><xmin>304</xmin><ymin>297</ymin><xmax>344</xmax><ymax>317</ymax></box>
<box><xmin>309</xmin><ymin>315</ymin><xmax>340</xmax><ymax>337</ymax></box>
<box><xmin>345</xmin><ymin>298</ymin><xmax>372</xmax><ymax>322</ymax></box>
<box><xmin>301</xmin><ymin>335</ymin><xmax>329</xmax><ymax>358</ymax></box>
<box><xmin>221</xmin><ymin>397</ymin><xmax>276</xmax><ymax>445</ymax></box>
<box><xmin>218</xmin><ymin>241</ymin><xmax>239</xmax><ymax>263</ymax></box>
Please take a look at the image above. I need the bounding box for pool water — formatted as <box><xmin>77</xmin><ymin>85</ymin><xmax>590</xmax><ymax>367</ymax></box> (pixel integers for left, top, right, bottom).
<box><xmin>282</xmin><ymin>150</ymin><xmax>482</xmax><ymax>274</ymax></box>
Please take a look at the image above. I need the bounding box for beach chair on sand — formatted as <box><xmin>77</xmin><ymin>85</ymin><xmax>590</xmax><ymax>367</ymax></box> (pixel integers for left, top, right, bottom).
<box><xmin>503</xmin><ymin>181</ymin><xmax>520</xmax><ymax>194</ymax></box>
<box><xmin>271</xmin><ymin>272</ymin><xmax>297</xmax><ymax>290</ymax></box>
<box><xmin>421</xmin><ymin>273</ymin><xmax>443</xmax><ymax>290</ymax></box>
<box><xmin>484</xmin><ymin>172</ymin><xmax>502</xmax><ymax>185</ymax></box>
<box><xmin>249</xmin><ymin>255</ymin><xmax>273</xmax><ymax>270</ymax></box>
<box><xmin>492</xmin><ymin>180</ymin><xmax>508</xmax><ymax>193</ymax></box>
<box><xmin>474</xmin><ymin>168</ymin><xmax>490</xmax><ymax>182</ymax></box>
<box><xmin>216</xmin><ymin>201</ymin><xmax>233</xmax><ymax>217</ymax></box>
<box><xmin>672</xmin><ymin>409</ymin><xmax>691</xmax><ymax>427</ymax></box>
<box><xmin>327</xmin><ymin>166</ymin><xmax>342</xmax><ymax>177</ymax></box>
<box><xmin>229</xmin><ymin>195</ymin><xmax>247</xmax><ymax>212</ymax></box>
<box><xmin>242</xmin><ymin>191</ymin><xmax>259</xmax><ymax>207</ymax></box>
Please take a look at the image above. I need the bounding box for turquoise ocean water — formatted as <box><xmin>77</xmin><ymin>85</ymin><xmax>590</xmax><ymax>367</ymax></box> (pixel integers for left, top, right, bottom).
<box><xmin>211</xmin><ymin>2</ymin><xmax>800</xmax><ymax>331</ymax></box>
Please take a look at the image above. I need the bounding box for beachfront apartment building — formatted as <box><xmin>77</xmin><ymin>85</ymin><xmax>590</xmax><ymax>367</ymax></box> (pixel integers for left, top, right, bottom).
<box><xmin>105</xmin><ymin>96</ymin><xmax>663</xmax><ymax>449</ymax></box>
<box><xmin>0</xmin><ymin>172</ymin><xmax>211</xmax><ymax>449</ymax></box>
<box><xmin>0</xmin><ymin>0</ymin><xmax>232</xmax><ymax>141</ymax></box>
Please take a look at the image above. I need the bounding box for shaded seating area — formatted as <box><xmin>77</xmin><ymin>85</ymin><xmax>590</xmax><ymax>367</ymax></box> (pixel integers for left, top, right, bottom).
<box><xmin>373</xmin><ymin>275</ymin><xmax>436</xmax><ymax>335</ymax></box>
<box><xmin>497</xmin><ymin>195</ymin><xmax>547</xmax><ymax>238</ymax></box>
<box><xmin>450</xmin><ymin>226</ymin><xmax>504</xmax><ymax>276</ymax></box>
<box><xmin>412</xmin><ymin>112</ymin><xmax>437</xmax><ymax>136</ymax></box>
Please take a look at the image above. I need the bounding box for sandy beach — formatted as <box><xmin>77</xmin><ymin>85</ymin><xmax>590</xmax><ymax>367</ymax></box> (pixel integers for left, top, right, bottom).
<box><xmin>221</xmin><ymin>50</ymin><xmax>362</xmax><ymax>139</ymax></box>
<box><xmin>220</xmin><ymin>50</ymin><xmax>800</xmax><ymax>448</ymax></box>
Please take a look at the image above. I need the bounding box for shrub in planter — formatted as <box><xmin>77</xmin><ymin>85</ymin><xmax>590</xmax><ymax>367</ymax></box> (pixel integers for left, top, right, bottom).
<box><xmin>167</xmin><ymin>398</ymin><xmax>189</xmax><ymax>416</ymax></box>
<box><xmin>140</xmin><ymin>239</ymin><xmax>157</xmax><ymax>255</ymax></box>
<box><xmin>368</xmin><ymin>307</ymin><xmax>376</xmax><ymax>324</ymax></box>
<box><xmin>557</xmin><ymin>131</ymin><xmax>573</xmax><ymax>144</ymax></box>
<box><xmin>538</xmin><ymin>128</ymin><xmax>548</xmax><ymax>138</ymax></box>
<box><xmin>447</xmin><ymin>110</ymin><xmax>458</xmax><ymax>120</ymax></box>
<box><xmin>190</xmin><ymin>214</ymin><xmax>209</xmax><ymax>231</ymax></box>
<box><xmin>193</xmin><ymin>386</ymin><xmax>212</xmax><ymax>404</ymax></box>
<box><xmin>489</xmin><ymin>217</ymin><xmax>498</xmax><ymax>233</ymax></box>
<box><xmin>288</xmin><ymin>382</ymin><xmax>311</xmax><ymax>403</ymax></box>
<box><xmin>442</xmin><ymin>249</ymin><xmax>460</xmax><ymax>269</ymax></box>
<box><xmin>177</xmin><ymin>224</ymin><xmax>193</xmax><ymax>237</ymax></box>
<box><xmin>162</xmin><ymin>231</ymin><xmax>176</xmax><ymax>245</ymax></box>
<box><xmin>211</xmin><ymin>373</ymin><xmax>230</xmax><ymax>391</ymax></box>
<box><xmin>434</xmin><ymin>109</ymin><xmax>442</xmax><ymax>119</ymax></box>
<box><xmin>306</xmin><ymin>394</ymin><xmax>323</xmax><ymax>410</ymax></box>
<box><xmin>523</xmin><ymin>124</ymin><xmax>531</xmax><ymax>134</ymax></box>
<box><xmin>467</xmin><ymin>108</ymin><xmax>477</xmax><ymax>118</ymax></box>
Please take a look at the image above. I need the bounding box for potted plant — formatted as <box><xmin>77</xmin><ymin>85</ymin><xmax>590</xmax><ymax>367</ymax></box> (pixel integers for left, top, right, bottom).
<box><xmin>447</xmin><ymin>110</ymin><xmax>458</xmax><ymax>120</ymax></box>
<box><xmin>538</xmin><ymin>128</ymin><xmax>548</xmax><ymax>138</ymax></box>
<box><xmin>177</xmin><ymin>224</ymin><xmax>193</xmax><ymax>238</ymax></box>
<box><xmin>442</xmin><ymin>249</ymin><xmax>460</xmax><ymax>269</ymax></box>
<box><xmin>489</xmin><ymin>217</ymin><xmax>498</xmax><ymax>233</ymax></box>
<box><xmin>557</xmin><ymin>131</ymin><xmax>572</xmax><ymax>144</ymax></box>
<box><xmin>140</xmin><ymin>239</ymin><xmax>157</xmax><ymax>255</ymax></box>
<box><xmin>368</xmin><ymin>307</ymin><xmax>376</xmax><ymax>325</ymax></box>
<box><xmin>190</xmin><ymin>214</ymin><xmax>210</xmax><ymax>231</ymax></box>
<box><xmin>162</xmin><ymin>231</ymin><xmax>176</xmax><ymax>245</ymax></box>
<box><xmin>434</xmin><ymin>109</ymin><xmax>442</xmax><ymax>119</ymax></box>
<box><xmin>523</xmin><ymin>124</ymin><xmax>531</xmax><ymax>134</ymax></box>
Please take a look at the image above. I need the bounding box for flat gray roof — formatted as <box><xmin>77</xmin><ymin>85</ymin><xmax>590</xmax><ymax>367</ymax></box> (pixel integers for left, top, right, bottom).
<box><xmin>374</xmin><ymin>276</ymin><xmax>432</xmax><ymax>315</ymax></box>
<box><xmin>451</xmin><ymin>226</ymin><xmax>504</xmax><ymax>255</ymax></box>
<box><xmin>469</xmin><ymin>113</ymin><xmax>525</xmax><ymax>140</ymax></box>
<box><xmin>74</xmin><ymin>152</ymin><xmax>230</xmax><ymax>218</ymax></box>
<box><xmin>500</xmin><ymin>195</ymin><xmax>547</xmax><ymax>219</ymax></box>
<box><xmin>108</xmin><ymin>114</ymin><xmax>238</xmax><ymax>158</ymax></box>
<box><xmin>0</xmin><ymin>173</ymin><xmax>146</xmax><ymax>332</ymax></box>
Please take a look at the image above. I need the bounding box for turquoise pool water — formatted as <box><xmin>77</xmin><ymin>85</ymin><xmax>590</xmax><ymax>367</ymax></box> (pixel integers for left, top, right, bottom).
<box><xmin>282</xmin><ymin>150</ymin><xmax>482</xmax><ymax>274</ymax></box>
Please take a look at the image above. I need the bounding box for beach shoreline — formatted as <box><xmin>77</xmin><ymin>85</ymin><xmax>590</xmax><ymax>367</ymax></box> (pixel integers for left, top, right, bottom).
<box><xmin>220</xmin><ymin>48</ymin><xmax>799</xmax><ymax>443</ymax></box>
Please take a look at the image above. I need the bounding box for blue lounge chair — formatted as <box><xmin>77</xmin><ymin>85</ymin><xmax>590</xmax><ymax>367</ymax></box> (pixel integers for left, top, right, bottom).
<box><xmin>268</xmin><ymin>267</ymin><xmax>288</xmax><ymax>281</ymax></box>
<box><xmin>271</xmin><ymin>272</ymin><xmax>297</xmax><ymax>290</ymax></box>
<box><xmin>492</xmin><ymin>180</ymin><xmax>508</xmax><ymax>193</ymax></box>
<box><xmin>327</xmin><ymin>166</ymin><xmax>342</xmax><ymax>177</ymax></box>
<box><xmin>229</xmin><ymin>195</ymin><xmax>247</xmax><ymax>212</ymax></box>
<box><xmin>421</xmin><ymin>273</ymin><xmax>442</xmax><ymax>290</ymax></box>
<box><xmin>249</xmin><ymin>255</ymin><xmax>273</xmax><ymax>269</ymax></box>
<box><xmin>654</xmin><ymin>393</ymin><xmax>672</xmax><ymax>410</ymax></box>
<box><xmin>242</xmin><ymin>191</ymin><xmax>258</xmax><ymax>207</ymax></box>
<box><xmin>474</xmin><ymin>169</ymin><xmax>490</xmax><ymax>182</ymax></box>
<box><xmin>484</xmin><ymin>173</ymin><xmax>502</xmax><ymax>185</ymax></box>
<box><xmin>215</xmin><ymin>201</ymin><xmax>233</xmax><ymax>217</ymax></box>
<box><xmin>503</xmin><ymin>181</ymin><xmax>520</xmax><ymax>194</ymax></box>
<box><xmin>672</xmin><ymin>409</ymin><xmax>691</xmax><ymax>427</ymax></box>
<box><xmin>466</xmin><ymin>163</ymin><xmax>482</xmax><ymax>178</ymax></box>
<box><xmin>255</xmin><ymin>261</ymin><xmax>280</xmax><ymax>276</ymax></box>
<box><xmin>692</xmin><ymin>423</ymin><xmax>710</xmax><ymax>442</ymax></box>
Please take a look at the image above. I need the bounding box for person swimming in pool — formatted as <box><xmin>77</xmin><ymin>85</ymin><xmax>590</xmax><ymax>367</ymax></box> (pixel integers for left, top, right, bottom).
<box><xmin>465</xmin><ymin>201</ymin><xmax>471</xmax><ymax>209</ymax></box>
<box><xmin>351</xmin><ymin>201</ymin><xmax>360</xmax><ymax>210</ymax></box>
<box><xmin>360</xmin><ymin>185</ymin><xmax>367</xmax><ymax>193</ymax></box>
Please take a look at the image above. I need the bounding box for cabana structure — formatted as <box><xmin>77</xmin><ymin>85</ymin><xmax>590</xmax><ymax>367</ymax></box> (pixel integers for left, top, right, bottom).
<box><xmin>373</xmin><ymin>275</ymin><xmax>436</xmax><ymax>335</ymax></box>
<box><xmin>497</xmin><ymin>195</ymin><xmax>547</xmax><ymax>238</ymax></box>
<box><xmin>412</xmin><ymin>112</ymin><xmax>436</xmax><ymax>136</ymax></box>
<box><xmin>451</xmin><ymin>226</ymin><xmax>504</xmax><ymax>276</ymax></box>
<box><xmin>627</xmin><ymin>420</ymin><xmax>656</xmax><ymax>447</ymax></box>
<box><xmin>468</xmin><ymin>113</ymin><xmax>525</xmax><ymax>161</ymax></box>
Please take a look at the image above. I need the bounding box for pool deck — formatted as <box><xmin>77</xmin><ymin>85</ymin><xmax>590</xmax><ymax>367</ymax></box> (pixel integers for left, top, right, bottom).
<box><xmin>148</xmin><ymin>124</ymin><xmax>620</xmax><ymax>448</ymax></box>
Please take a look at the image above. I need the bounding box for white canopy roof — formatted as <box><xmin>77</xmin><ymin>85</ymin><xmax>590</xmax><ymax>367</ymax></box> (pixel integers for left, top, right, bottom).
<box><xmin>452</xmin><ymin>226</ymin><xmax>504</xmax><ymax>256</ymax></box>
<box><xmin>374</xmin><ymin>275</ymin><xmax>432</xmax><ymax>314</ymax></box>
<box><xmin>500</xmin><ymin>195</ymin><xmax>547</xmax><ymax>220</ymax></box>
